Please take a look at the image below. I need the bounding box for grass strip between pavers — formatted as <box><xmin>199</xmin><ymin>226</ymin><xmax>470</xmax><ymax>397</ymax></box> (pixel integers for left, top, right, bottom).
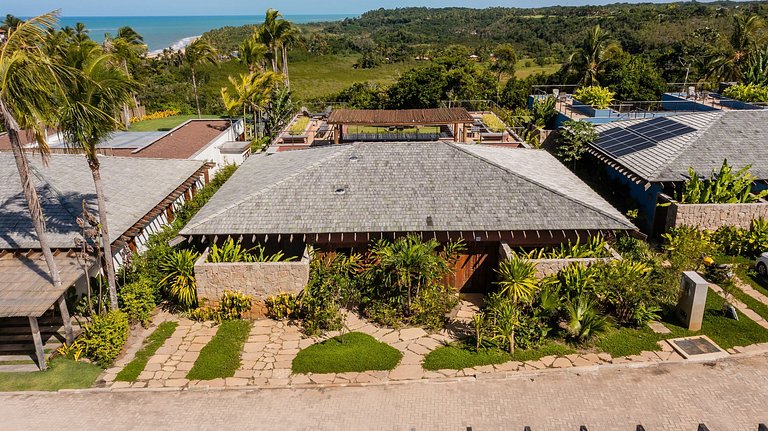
<box><xmin>115</xmin><ymin>321</ymin><xmax>179</xmax><ymax>382</ymax></box>
<box><xmin>423</xmin><ymin>341</ymin><xmax>575</xmax><ymax>371</ymax></box>
<box><xmin>186</xmin><ymin>320</ymin><xmax>252</xmax><ymax>381</ymax></box>
<box><xmin>0</xmin><ymin>358</ymin><xmax>102</xmax><ymax>392</ymax></box>
<box><xmin>292</xmin><ymin>332</ymin><xmax>402</xmax><ymax>374</ymax></box>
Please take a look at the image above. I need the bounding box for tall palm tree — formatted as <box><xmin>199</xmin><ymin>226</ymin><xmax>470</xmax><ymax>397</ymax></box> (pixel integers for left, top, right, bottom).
<box><xmin>2</xmin><ymin>14</ymin><xmax>24</xmax><ymax>32</ymax></box>
<box><xmin>57</xmin><ymin>44</ymin><xmax>133</xmax><ymax>310</ymax></box>
<box><xmin>257</xmin><ymin>9</ymin><xmax>300</xmax><ymax>86</ymax></box>
<box><xmin>116</xmin><ymin>26</ymin><xmax>144</xmax><ymax>46</ymax></box>
<box><xmin>184</xmin><ymin>38</ymin><xmax>217</xmax><ymax>118</ymax></box>
<box><xmin>567</xmin><ymin>25</ymin><xmax>621</xmax><ymax>86</ymax></box>
<box><xmin>257</xmin><ymin>9</ymin><xmax>281</xmax><ymax>73</ymax></box>
<box><xmin>0</xmin><ymin>12</ymin><xmax>71</xmax><ymax>337</ymax></box>
<box><xmin>104</xmin><ymin>26</ymin><xmax>146</xmax><ymax>126</ymax></box>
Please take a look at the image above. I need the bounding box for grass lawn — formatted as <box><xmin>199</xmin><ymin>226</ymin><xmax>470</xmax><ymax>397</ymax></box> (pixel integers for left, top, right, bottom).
<box><xmin>186</xmin><ymin>320</ymin><xmax>252</xmax><ymax>381</ymax></box>
<box><xmin>115</xmin><ymin>321</ymin><xmax>178</xmax><ymax>382</ymax></box>
<box><xmin>292</xmin><ymin>332</ymin><xmax>402</xmax><ymax>374</ymax></box>
<box><xmin>697</xmin><ymin>289</ymin><xmax>768</xmax><ymax>349</ymax></box>
<box><xmin>0</xmin><ymin>358</ymin><xmax>102</xmax><ymax>392</ymax></box>
<box><xmin>734</xmin><ymin>262</ymin><xmax>768</xmax><ymax>299</ymax></box>
<box><xmin>349</xmin><ymin>126</ymin><xmax>440</xmax><ymax>134</ymax></box>
<box><xmin>423</xmin><ymin>341</ymin><xmax>574</xmax><ymax>371</ymax></box>
<box><xmin>288</xmin><ymin>117</ymin><xmax>310</xmax><ymax>135</ymax></box>
<box><xmin>597</xmin><ymin>326</ymin><xmax>673</xmax><ymax>357</ymax></box>
<box><xmin>128</xmin><ymin>115</ymin><xmax>222</xmax><ymax>132</ymax></box>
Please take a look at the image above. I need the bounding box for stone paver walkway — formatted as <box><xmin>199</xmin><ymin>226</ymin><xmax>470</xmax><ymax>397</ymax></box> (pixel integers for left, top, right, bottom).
<box><xmin>735</xmin><ymin>275</ymin><xmax>768</xmax><ymax>308</ymax></box>
<box><xmin>5</xmin><ymin>354</ymin><xmax>768</xmax><ymax>430</ymax></box>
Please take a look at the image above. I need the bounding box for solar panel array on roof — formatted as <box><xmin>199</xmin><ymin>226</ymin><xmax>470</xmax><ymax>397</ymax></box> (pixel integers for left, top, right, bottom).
<box><xmin>627</xmin><ymin>117</ymin><xmax>697</xmax><ymax>143</ymax></box>
<box><xmin>594</xmin><ymin>128</ymin><xmax>656</xmax><ymax>158</ymax></box>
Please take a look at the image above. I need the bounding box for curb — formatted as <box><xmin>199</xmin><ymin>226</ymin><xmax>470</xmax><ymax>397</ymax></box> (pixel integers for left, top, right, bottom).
<box><xmin>2</xmin><ymin>347</ymin><xmax>766</xmax><ymax>397</ymax></box>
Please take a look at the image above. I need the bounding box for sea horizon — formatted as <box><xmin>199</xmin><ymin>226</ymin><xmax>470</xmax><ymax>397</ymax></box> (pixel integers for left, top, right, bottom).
<box><xmin>54</xmin><ymin>14</ymin><xmax>356</xmax><ymax>52</ymax></box>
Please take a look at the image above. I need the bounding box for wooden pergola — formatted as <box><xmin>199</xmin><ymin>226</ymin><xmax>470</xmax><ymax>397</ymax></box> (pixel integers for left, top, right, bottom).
<box><xmin>0</xmin><ymin>250</ymin><xmax>84</xmax><ymax>370</ymax></box>
<box><xmin>326</xmin><ymin>108</ymin><xmax>474</xmax><ymax>144</ymax></box>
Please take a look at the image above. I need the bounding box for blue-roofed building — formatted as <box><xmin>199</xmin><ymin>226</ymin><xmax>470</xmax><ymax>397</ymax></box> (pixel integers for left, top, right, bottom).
<box><xmin>587</xmin><ymin>110</ymin><xmax>768</xmax><ymax>233</ymax></box>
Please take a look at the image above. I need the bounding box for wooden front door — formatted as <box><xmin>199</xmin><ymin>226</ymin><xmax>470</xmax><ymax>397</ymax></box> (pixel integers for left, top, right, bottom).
<box><xmin>451</xmin><ymin>243</ymin><xmax>499</xmax><ymax>293</ymax></box>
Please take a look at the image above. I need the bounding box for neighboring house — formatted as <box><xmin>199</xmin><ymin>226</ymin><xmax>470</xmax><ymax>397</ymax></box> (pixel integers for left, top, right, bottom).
<box><xmin>0</xmin><ymin>154</ymin><xmax>210</xmax><ymax>368</ymax></box>
<box><xmin>587</xmin><ymin>110</ymin><xmax>768</xmax><ymax>233</ymax></box>
<box><xmin>5</xmin><ymin>119</ymin><xmax>247</xmax><ymax>174</ymax></box>
<box><xmin>181</xmin><ymin>142</ymin><xmax>635</xmax><ymax>294</ymax></box>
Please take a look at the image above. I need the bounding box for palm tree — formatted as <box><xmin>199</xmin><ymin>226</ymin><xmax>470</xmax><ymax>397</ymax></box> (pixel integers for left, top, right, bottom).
<box><xmin>239</xmin><ymin>36</ymin><xmax>268</xmax><ymax>73</ymax></box>
<box><xmin>57</xmin><ymin>44</ymin><xmax>133</xmax><ymax>310</ymax></box>
<box><xmin>104</xmin><ymin>26</ymin><xmax>146</xmax><ymax>127</ymax></box>
<box><xmin>221</xmin><ymin>71</ymin><xmax>281</xmax><ymax>140</ymax></box>
<box><xmin>184</xmin><ymin>38</ymin><xmax>217</xmax><ymax>119</ymax></box>
<box><xmin>0</xmin><ymin>12</ymin><xmax>73</xmax><ymax>344</ymax></box>
<box><xmin>704</xmin><ymin>14</ymin><xmax>766</xmax><ymax>83</ymax></box>
<box><xmin>567</xmin><ymin>25</ymin><xmax>621</xmax><ymax>86</ymax></box>
<box><xmin>116</xmin><ymin>26</ymin><xmax>144</xmax><ymax>46</ymax></box>
<box><xmin>2</xmin><ymin>14</ymin><xmax>24</xmax><ymax>32</ymax></box>
<box><xmin>257</xmin><ymin>9</ymin><xmax>299</xmax><ymax>86</ymax></box>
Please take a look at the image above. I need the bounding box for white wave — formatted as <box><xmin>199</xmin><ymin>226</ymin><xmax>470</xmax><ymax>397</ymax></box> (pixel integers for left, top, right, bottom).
<box><xmin>148</xmin><ymin>35</ymin><xmax>201</xmax><ymax>56</ymax></box>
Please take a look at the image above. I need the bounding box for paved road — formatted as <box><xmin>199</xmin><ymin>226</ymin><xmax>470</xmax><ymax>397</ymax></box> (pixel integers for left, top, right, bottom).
<box><xmin>2</xmin><ymin>355</ymin><xmax>768</xmax><ymax>431</ymax></box>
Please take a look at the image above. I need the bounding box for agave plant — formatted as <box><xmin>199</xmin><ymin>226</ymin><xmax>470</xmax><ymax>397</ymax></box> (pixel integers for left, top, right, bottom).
<box><xmin>160</xmin><ymin>249</ymin><xmax>201</xmax><ymax>310</ymax></box>
<box><xmin>565</xmin><ymin>296</ymin><xmax>608</xmax><ymax>342</ymax></box>
<box><xmin>496</xmin><ymin>257</ymin><xmax>540</xmax><ymax>303</ymax></box>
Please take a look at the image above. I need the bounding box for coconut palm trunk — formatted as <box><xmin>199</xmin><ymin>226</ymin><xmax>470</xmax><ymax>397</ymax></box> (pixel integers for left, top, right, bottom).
<box><xmin>282</xmin><ymin>47</ymin><xmax>290</xmax><ymax>88</ymax></box>
<box><xmin>191</xmin><ymin>66</ymin><xmax>202</xmax><ymax>119</ymax></box>
<box><xmin>88</xmin><ymin>159</ymin><xmax>119</xmax><ymax>310</ymax></box>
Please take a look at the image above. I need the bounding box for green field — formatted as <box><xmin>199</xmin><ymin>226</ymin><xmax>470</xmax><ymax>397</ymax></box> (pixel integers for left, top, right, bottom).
<box><xmin>290</xmin><ymin>55</ymin><xmax>422</xmax><ymax>100</ymax></box>
<box><xmin>129</xmin><ymin>115</ymin><xmax>223</xmax><ymax>132</ymax></box>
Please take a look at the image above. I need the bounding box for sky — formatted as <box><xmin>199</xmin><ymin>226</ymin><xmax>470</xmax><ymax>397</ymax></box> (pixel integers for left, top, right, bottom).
<box><xmin>1</xmin><ymin>0</ymin><xmax>738</xmax><ymax>17</ymax></box>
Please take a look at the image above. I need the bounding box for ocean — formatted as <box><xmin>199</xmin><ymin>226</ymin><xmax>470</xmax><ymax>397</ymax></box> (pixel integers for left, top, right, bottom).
<box><xmin>58</xmin><ymin>15</ymin><xmax>355</xmax><ymax>53</ymax></box>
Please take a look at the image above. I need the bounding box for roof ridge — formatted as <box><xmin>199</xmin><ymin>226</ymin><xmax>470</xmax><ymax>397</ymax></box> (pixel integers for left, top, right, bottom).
<box><xmin>449</xmin><ymin>143</ymin><xmax>635</xmax><ymax>230</ymax></box>
<box><xmin>183</xmin><ymin>146</ymin><xmax>354</xmax><ymax>232</ymax></box>
<box><xmin>648</xmin><ymin>111</ymin><xmax>725</xmax><ymax>181</ymax></box>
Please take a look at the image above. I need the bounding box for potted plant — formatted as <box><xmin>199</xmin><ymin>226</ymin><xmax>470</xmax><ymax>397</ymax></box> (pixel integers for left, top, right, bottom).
<box><xmin>573</xmin><ymin>86</ymin><xmax>615</xmax><ymax>117</ymax></box>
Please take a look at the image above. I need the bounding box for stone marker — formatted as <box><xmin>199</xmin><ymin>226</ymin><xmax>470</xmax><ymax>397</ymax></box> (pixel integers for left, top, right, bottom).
<box><xmin>677</xmin><ymin>271</ymin><xmax>708</xmax><ymax>331</ymax></box>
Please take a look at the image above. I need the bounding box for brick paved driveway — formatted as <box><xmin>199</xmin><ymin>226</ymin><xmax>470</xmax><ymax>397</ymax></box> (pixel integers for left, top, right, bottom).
<box><xmin>2</xmin><ymin>354</ymin><xmax>768</xmax><ymax>430</ymax></box>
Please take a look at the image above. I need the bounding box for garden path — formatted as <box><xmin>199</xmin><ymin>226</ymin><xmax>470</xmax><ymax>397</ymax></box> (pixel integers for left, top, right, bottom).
<box><xmin>711</xmin><ymin>283</ymin><xmax>768</xmax><ymax>331</ymax></box>
<box><xmin>734</xmin><ymin>275</ymin><xmax>768</xmax><ymax>309</ymax></box>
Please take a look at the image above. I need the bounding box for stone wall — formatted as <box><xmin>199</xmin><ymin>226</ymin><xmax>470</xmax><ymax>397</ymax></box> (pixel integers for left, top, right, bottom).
<box><xmin>499</xmin><ymin>242</ymin><xmax>621</xmax><ymax>278</ymax></box>
<box><xmin>660</xmin><ymin>194</ymin><xmax>768</xmax><ymax>232</ymax></box>
<box><xmin>195</xmin><ymin>247</ymin><xmax>310</xmax><ymax>304</ymax></box>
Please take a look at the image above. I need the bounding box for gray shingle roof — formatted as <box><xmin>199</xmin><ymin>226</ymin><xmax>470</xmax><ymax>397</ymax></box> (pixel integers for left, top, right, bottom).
<box><xmin>0</xmin><ymin>153</ymin><xmax>206</xmax><ymax>250</ymax></box>
<box><xmin>181</xmin><ymin>142</ymin><xmax>634</xmax><ymax>237</ymax></box>
<box><xmin>591</xmin><ymin>110</ymin><xmax>768</xmax><ymax>182</ymax></box>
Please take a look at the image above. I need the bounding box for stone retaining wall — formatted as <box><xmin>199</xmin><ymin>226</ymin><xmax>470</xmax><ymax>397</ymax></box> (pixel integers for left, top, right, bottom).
<box><xmin>660</xmin><ymin>193</ymin><xmax>768</xmax><ymax>232</ymax></box>
<box><xmin>500</xmin><ymin>242</ymin><xmax>621</xmax><ymax>278</ymax></box>
<box><xmin>195</xmin><ymin>247</ymin><xmax>310</xmax><ymax>303</ymax></box>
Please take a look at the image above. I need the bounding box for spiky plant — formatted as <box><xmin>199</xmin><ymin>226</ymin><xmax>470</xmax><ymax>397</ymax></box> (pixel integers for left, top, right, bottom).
<box><xmin>495</xmin><ymin>257</ymin><xmax>540</xmax><ymax>304</ymax></box>
<box><xmin>160</xmin><ymin>249</ymin><xmax>200</xmax><ymax>310</ymax></box>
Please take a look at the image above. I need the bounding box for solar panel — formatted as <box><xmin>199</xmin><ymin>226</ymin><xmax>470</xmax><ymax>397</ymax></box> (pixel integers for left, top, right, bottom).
<box><xmin>594</xmin><ymin>127</ymin><xmax>656</xmax><ymax>158</ymax></box>
<box><xmin>627</xmin><ymin>117</ymin><xmax>696</xmax><ymax>143</ymax></box>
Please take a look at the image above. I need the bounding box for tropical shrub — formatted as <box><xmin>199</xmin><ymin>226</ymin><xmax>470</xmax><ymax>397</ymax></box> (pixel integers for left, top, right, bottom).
<box><xmin>592</xmin><ymin>259</ymin><xmax>660</xmax><ymax>326</ymax></box>
<box><xmin>677</xmin><ymin>160</ymin><xmax>768</xmax><ymax>204</ymax></box>
<box><xmin>513</xmin><ymin>235</ymin><xmax>609</xmax><ymax>260</ymax></box>
<box><xmin>712</xmin><ymin>218</ymin><xmax>768</xmax><ymax>257</ymax></box>
<box><xmin>359</xmin><ymin>236</ymin><xmax>464</xmax><ymax>328</ymax></box>
<box><xmin>80</xmin><ymin>310</ymin><xmax>130</xmax><ymax>368</ymax></box>
<box><xmin>297</xmin><ymin>253</ymin><xmax>362</xmax><ymax>334</ymax></box>
<box><xmin>557</xmin><ymin>263</ymin><xmax>599</xmax><ymax>302</ymax></box>
<box><xmin>160</xmin><ymin>249</ymin><xmax>201</xmax><ymax>310</ymax></box>
<box><xmin>556</xmin><ymin>120</ymin><xmax>598</xmax><ymax>166</ymax></box>
<box><xmin>118</xmin><ymin>278</ymin><xmax>156</xmax><ymax>327</ymax></box>
<box><xmin>207</xmin><ymin>238</ymin><xmax>294</xmax><ymax>263</ymax></box>
<box><xmin>662</xmin><ymin>226</ymin><xmax>715</xmax><ymax>271</ymax></box>
<box><xmin>190</xmin><ymin>290</ymin><xmax>253</xmax><ymax>322</ymax></box>
<box><xmin>574</xmin><ymin>85</ymin><xmax>615</xmax><ymax>109</ymax></box>
<box><xmin>722</xmin><ymin>83</ymin><xmax>768</xmax><ymax>103</ymax></box>
<box><xmin>485</xmin><ymin>293</ymin><xmax>520</xmax><ymax>354</ymax></box>
<box><xmin>265</xmin><ymin>293</ymin><xmax>301</xmax><ymax>320</ymax></box>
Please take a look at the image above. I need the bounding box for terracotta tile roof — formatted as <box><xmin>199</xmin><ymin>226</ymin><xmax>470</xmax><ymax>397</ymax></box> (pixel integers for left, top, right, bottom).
<box><xmin>130</xmin><ymin>120</ymin><xmax>231</xmax><ymax>159</ymax></box>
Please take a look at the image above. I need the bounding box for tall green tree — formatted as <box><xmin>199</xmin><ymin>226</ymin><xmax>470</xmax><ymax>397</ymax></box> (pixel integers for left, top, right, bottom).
<box><xmin>184</xmin><ymin>38</ymin><xmax>218</xmax><ymax>118</ymax></box>
<box><xmin>57</xmin><ymin>44</ymin><xmax>133</xmax><ymax>310</ymax></box>
<box><xmin>256</xmin><ymin>9</ymin><xmax>299</xmax><ymax>87</ymax></box>
<box><xmin>704</xmin><ymin>14</ymin><xmax>766</xmax><ymax>83</ymax></box>
<box><xmin>491</xmin><ymin>44</ymin><xmax>518</xmax><ymax>98</ymax></box>
<box><xmin>567</xmin><ymin>25</ymin><xmax>621</xmax><ymax>85</ymax></box>
<box><xmin>104</xmin><ymin>26</ymin><xmax>146</xmax><ymax>127</ymax></box>
<box><xmin>221</xmin><ymin>71</ymin><xmax>281</xmax><ymax>140</ymax></box>
<box><xmin>239</xmin><ymin>36</ymin><xmax>268</xmax><ymax>73</ymax></box>
<box><xmin>0</xmin><ymin>12</ymin><xmax>72</xmax><ymax>335</ymax></box>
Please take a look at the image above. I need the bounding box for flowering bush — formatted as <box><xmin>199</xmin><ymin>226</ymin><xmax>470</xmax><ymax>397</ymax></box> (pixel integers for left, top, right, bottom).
<box><xmin>130</xmin><ymin>109</ymin><xmax>180</xmax><ymax>124</ymax></box>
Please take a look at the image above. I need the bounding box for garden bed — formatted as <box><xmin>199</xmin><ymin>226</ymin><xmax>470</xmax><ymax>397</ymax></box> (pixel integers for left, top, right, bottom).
<box><xmin>292</xmin><ymin>332</ymin><xmax>402</xmax><ymax>374</ymax></box>
<box><xmin>187</xmin><ymin>320</ymin><xmax>252</xmax><ymax>380</ymax></box>
<box><xmin>116</xmin><ymin>321</ymin><xmax>178</xmax><ymax>382</ymax></box>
